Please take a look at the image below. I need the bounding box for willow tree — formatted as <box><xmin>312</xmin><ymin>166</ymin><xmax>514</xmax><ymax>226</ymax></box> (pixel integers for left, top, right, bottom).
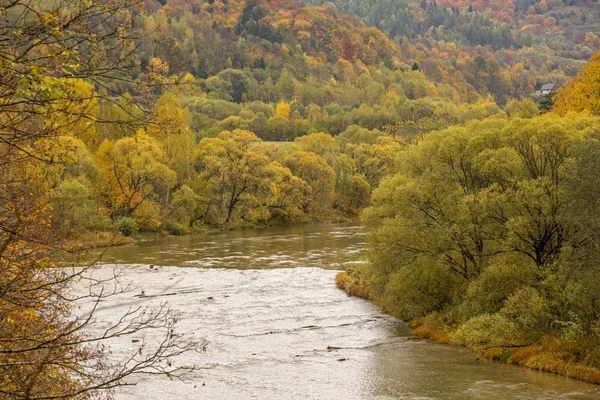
<box><xmin>362</xmin><ymin>113</ymin><xmax>600</xmax><ymax>346</ymax></box>
<box><xmin>0</xmin><ymin>0</ymin><xmax>196</xmax><ymax>398</ymax></box>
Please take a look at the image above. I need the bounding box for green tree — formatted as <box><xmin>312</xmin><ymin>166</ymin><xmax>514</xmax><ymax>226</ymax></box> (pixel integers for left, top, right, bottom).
<box><xmin>282</xmin><ymin>151</ymin><xmax>336</xmax><ymax>217</ymax></box>
<box><xmin>276</xmin><ymin>69</ymin><xmax>296</xmax><ymax>101</ymax></box>
<box><xmin>195</xmin><ymin>130</ymin><xmax>273</xmax><ymax>225</ymax></box>
<box><xmin>361</xmin><ymin>113</ymin><xmax>600</xmax><ymax>349</ymax></box>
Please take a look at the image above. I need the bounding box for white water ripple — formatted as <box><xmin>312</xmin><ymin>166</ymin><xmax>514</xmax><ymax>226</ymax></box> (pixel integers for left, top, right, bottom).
<box><xmin>76</xmin><ymin>264</ymin><xmax>600</xmax><ymax>400</ymax></box>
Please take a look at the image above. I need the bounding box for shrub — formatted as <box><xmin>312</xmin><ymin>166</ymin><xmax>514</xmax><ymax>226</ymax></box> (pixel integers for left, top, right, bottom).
<box><xmin>451</xmin><ymin>313</ymin><xmax>524</xmax><ymax>347</ymax></box>
<box><xmin>116</xmin><ymin>217</ymin><xmax>139</xmax><ymax>237</ymax></box>
<box><xmin>335</xmin><ymin>269</ymin><xmax>369</xmax><ymax>299</ymax></box>
<box><xmin>501</xmin><ymin>286</ymin><xmax>552</xmax><ymax>340</ymax></box>
<box><xmin>456</xmin><ymin>257</ymin><xmax>537</xmax><ymax>322</ymax></box>
<box><xmin>165</xmin><ymin>222</ymin><xmax>189</xmax><ymax>236</ymax></box>
<box><xmin>132</xmin><ymin>201</ymin><xmax>161</xmax><ymax>231</ymax></box>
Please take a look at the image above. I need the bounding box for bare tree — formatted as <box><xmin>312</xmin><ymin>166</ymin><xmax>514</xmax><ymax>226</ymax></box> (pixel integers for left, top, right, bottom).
<box><xmin>0</xmin><ymin>0</ymin><xmax>198</xmax><ymax>398</ymax></box>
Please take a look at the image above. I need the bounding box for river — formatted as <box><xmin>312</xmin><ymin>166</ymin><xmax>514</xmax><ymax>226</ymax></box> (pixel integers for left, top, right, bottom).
<box><xmin>79</xmin><ymin>223</ymin><xmax>600</xmax><ymax>399</ymax></box>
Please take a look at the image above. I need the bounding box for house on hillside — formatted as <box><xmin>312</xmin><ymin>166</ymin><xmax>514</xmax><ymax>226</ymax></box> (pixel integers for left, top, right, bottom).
<box><xmin>532</xmin><ymin>83</ymin><xmax>559</xmax><ymax>111</ymax></box>
<box><xmin>533</xmin><ymin>83</ymin><xmax>558</xmax><ymax>98</ymax></box>
<box><xmin>540</xmin><ymin>83</ymin><xmax>558</xmax><ymax>95</ymax></box>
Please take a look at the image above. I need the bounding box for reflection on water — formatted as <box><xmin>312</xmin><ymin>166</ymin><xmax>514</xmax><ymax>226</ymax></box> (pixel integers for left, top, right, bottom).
<box><xmin>78</xmin><ymin>224</ymin><xmax>600</xmax><ymax>400</ymax></box>
<box><xmin>368</xmin><ymin>341</ymin><xmax>600</xmax><ymax>399</ymax></box>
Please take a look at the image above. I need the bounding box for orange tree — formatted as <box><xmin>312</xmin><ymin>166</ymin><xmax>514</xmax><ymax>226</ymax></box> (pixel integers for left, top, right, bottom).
<box><xmin>0</xmin><ymin>0</ymin><xmax>196</xmax><ymax>398</ymax></box>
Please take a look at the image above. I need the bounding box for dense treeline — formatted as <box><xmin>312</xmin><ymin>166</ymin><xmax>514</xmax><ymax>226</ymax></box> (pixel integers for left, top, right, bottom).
<box><xmin>303</xmin><ymin>0</ymin><xmax>600</xmax><ymax>104</ymax></box>
<box><xmin>16</xmin><ymin>0</ymin><xmax>543</xmax><ymax>244</ymax></box>
<box><xmin>364</xmin><ymin>112</ymin><xmax>600</xmax><ymax>324</ymax></box>
<box><xmin>358</xmin><ymin>112</ymin><xmax>600</xmax><ymax>378</ymax></box>
<box><xmin>92</xmin><ymin>0</ymin><xmax>581</xmax><ymax>105</ymax></box>
<box><xmin>52</xmin><ymin>76</ymin><xmax>528</xmax><ymax>240</ymax></box>
<box><xmin>76</xmin><ymin>0</ymin><xmax>596</xmax><ymax>108</ymax></box>
<box><xmin>52</xmin><ymin>89</ymin><xmax>401</xmax><ymax>235</ymax></box>
<box><xmin>344</xmin><ymin>51</ymin><xmax>600</xmax><ymax>380</ymax></box>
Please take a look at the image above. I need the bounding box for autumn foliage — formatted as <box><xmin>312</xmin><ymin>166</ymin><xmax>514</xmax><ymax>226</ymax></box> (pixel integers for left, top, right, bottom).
<box><xmin>554</xmin><ymin>51</ymin><xmax>600</xmax><ymax>115</ymax></box>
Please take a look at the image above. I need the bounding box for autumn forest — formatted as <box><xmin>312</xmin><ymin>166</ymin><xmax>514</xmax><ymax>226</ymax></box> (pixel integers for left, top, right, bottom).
<box><xmin>2</xmin><ymin>0</ymin><xmax>600</xmax><ymax>397</ymax></box>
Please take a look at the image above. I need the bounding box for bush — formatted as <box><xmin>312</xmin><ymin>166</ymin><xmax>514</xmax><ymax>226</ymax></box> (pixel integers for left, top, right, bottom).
<box><xmin>335</xmin><ymin>268</ymin><xmax>370</xmax><ymax>299</ymax></box>
<box><xmin>451</xmin><ymin>313</ymin><xmax>524</xmax><ymax>347</ymax></box>
<box><xmin>501</xmin><ymin>287</ymin><xmax>552</xmax><ymax>340</ymax></box>
<box><xmin>379</xmin><ymin>263</ymin><xmax>456</xmax><ymax>321</ymax></box>
<box><xmin>457</xmin><ymin>258</ymin><xmax>537</xmax><ymax>322</ymax></box>
<box><xmin>116</xmin><ymin>217</ymin><xmax>139</xmax><ymax>237</ymax></box>
<box><xmin>132</xmin><ymin>201</ymin><xmax>161</xmax><ymax>231</ymax></box>
<box><xmin>164</xmin><ymin>222</ymin><xmax>189</xmax><ymax>236</ymax></box>
<box><xmin>585</xmin><ymin>347</ymin><xmax>600</xmax><ymax>369</ymax></box>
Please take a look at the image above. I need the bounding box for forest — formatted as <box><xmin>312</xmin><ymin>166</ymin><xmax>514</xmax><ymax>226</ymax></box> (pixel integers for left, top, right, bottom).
<box><xmin>340</xmin><ymin>51</ymin><xmax>600</xmax><ymax>381</ymax></box>
<box><xmin>19</xmin><ymin>0</ymin><xmax>553</xmax><ymax>242</ymax></box>
<box><xmin>2</xmin><ymin>0</ymin><xmax>600</xmax><ymax>397</ymax></box>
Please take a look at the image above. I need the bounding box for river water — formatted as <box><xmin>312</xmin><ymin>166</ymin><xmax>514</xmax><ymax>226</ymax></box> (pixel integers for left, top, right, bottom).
<box><xmin>80</xmin><ymin>224</ymin><xmax>600</xmax><ymax>399</ymax></box>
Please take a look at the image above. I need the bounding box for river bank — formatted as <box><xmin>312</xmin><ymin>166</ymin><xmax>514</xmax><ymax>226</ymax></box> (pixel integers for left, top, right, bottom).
<box><xmin>335</xmin><ymin>270</ymin><xmax>600</xmax><ymax>386</ymax></box>
<box><xmin>65</xmin><ymin>231</ymin><xmax>135</xmax><ymax>252</ymax></box>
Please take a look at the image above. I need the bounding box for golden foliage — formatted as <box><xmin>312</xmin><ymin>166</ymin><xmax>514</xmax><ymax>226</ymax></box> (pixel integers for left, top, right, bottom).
<box><xmin>554</xmin><ymin>51</ymin><xmax>600</xmax><ymax>115</ymax></box>
<box><xmin>335</xmin><ymin>270</ymin><xmax>370</xmax><ymax>299</ymax></box>
<box><xmin>275</xmin><ymin>101</ymin><xmax>291</xmax><ymax>118</ymax></box>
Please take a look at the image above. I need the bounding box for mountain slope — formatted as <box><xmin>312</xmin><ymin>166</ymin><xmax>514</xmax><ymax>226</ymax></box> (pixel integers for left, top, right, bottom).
<box><xmin>302</xmin><ymin>0</ymin><xmax>600</xmax><ymax>103</ymax></box>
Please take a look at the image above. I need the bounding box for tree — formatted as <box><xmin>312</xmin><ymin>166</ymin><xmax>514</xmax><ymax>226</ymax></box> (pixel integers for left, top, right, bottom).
<box><xmin>281</xmin><ymin>151</ymin><xmax>336</xmax><ymax>216</ymax></box>
<box><xmin>0</xmin><ymin>1</ymin><xmax>197</xmax><ymax>398</ymax></box>
<box><xmin>275</xmin><ymin>101</ymin><xmax>291</xmax><ymax>118</ymax></box>
<box><xmin>553</xmin><ymin>51</ymin><xmax>600</xmax><ymax>115</ymax></box>
<box><xmin>361</xmin><ymin>113</ymin><xmax>600</xmax><ymax>349</ymax></box>
<box><xmin>195</xmin><ymin>130</ymin><xmax>273</xmax><ymax>225</ymax></box>
<box><xmin>43</xmin><ymin>79</ymin><xmax>100</xmax><ymax>150</ymax></box>
<box><xmin>342</xmin><ymin>137</ymin><xmax>403</xmax><ymax>189</ymax></box>
<box><xmin>276</xmin><ymin>70</ymin><xmax>295</xmax><ymax>101</ymax></box>
<box><xmin>265</xmin><ymin>162</ymin><xmax>311</xmax><ymax>222</ymax></box>
<box><xmin>96</xmin><ymin>133</ymin><xmax>177</xmax><ymax>219</ymax></box>
<box><xmin>505</xmin><ymin>98</ymin><xmax>539</xmax><ymax>119</ymax></box>
<box><xmin>148</xmin><ymin>92</ymin><xmax>195</xmax><ymax>185</ymax></box>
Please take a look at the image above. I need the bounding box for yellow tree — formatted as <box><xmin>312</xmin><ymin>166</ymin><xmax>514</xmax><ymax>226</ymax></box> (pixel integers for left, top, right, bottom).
<box><xmin>282</xmin><ymin>151</ymin><xmax>337</xmax><ymax>217</ymax></box>
<box><xmin>147</xmin><ymin>92</ymin><xmax>195</xmax><ymax>185</ymax></box>
<box><xmin>43</xmin><ymin>79</ymin><xmax>100</xmax><ymax>149</ymax></box>
<box><xmin>96</xmin><ymin>133</ymin><xmax>176</xmax><ymax>224</ymax></box>
<box><xmin>275</xmin><ymin>101</ymin><xmax>291</xmax><ymax>118</ymax></box>
<box><xmin>265</xmin><ymin>162</ymin><xmax>311</xmax><ymax>222</ymax></box>
<box><xmin>553</xmin><ymin>51</ymin><xmax>600</xmax><ymax>115</ymax></box>
<box><xmin>1</xmin><ymin>0</ymin><xmax>197</xmax><ymax>398</ymax></box>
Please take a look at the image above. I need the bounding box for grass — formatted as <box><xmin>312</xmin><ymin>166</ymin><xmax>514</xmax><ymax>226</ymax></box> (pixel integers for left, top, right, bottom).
<box><xmin>66</xmin><ymin>231</ymin><xmax>134</xmax><ymax>251</ymax></box>
<box><xmin>335</xmin><ymin>269</ymin><xmax>370</xmax><ymax>299</ymax></box>
<box><xmin>505</xmin><ymin>339</ymin><xmax>600</xmax><ymax>384</ymax></box>
<box><xmin>409</xmin><ymin>314</ymin><xmax>451</xmax><ymax>344</ymax></box>
<box><xmin>410</xmin><ymin>313</ymin><xmax>600</xmax><ymax>385</ymax></box>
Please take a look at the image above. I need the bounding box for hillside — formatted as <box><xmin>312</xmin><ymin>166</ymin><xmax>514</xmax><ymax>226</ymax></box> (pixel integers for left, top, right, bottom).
<box><xmin>115</xmin><ymin>0</ymin><xmax>502</xmax><ymax>144</ymax></box>
<box><xmin>302</xmin><ymin>0</ymin><xmax>600</xmax><ymax>104</ymax></box>
<box><xmin>136</xmin><ymin>0</ymin><xmax>402</xmax><ymax>84</ymax></box>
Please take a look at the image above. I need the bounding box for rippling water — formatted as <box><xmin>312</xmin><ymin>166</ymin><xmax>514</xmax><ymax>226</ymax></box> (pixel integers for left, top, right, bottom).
<box><xmin>78</xmin><ymin>224</ymin><xmax>600</xmax><ymax>399</ymax></box>
<box><xmin>88</xmin><ymin>224</ymin><xmax>365</xmax><ymax>270</ymax></box>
